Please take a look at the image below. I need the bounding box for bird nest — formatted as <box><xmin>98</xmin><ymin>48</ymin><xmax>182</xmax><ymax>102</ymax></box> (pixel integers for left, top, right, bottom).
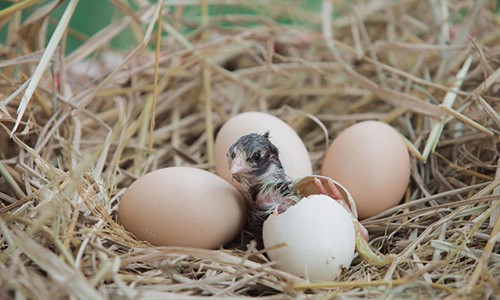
<box><xmin>0</xmin><ymin>1</ymin><xmax>499</xmax><ymax>299</ymax></box>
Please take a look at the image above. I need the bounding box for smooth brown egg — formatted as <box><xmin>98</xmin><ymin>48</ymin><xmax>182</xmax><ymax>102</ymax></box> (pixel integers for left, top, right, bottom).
<box><xmin>118</xmin><ymin>167</ymin><xmax>247</xmax><ymax>249</ymax></box>
<box><xmin>214</xmin><ymin>112</ymin><xmax>312</xmax><ymax>189</ymax></box>
<box><xmin>321</xmin><ymin>121</ymin><xmax>410</xmax><ymax>219</ymax></box>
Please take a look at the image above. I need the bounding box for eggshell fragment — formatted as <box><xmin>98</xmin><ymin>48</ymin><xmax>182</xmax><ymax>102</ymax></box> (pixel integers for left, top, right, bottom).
<box><xmin>118</xmin><ymin>167</ymin><xmax>247</xmax><ymax>249</ymax></box>
<box><xmin>263</xmin><ymin>194</ymin><xmax>355</xmax><ymax>281</ymax></box>
<box><xmin>214</xmin><ymin>112</ymin><xmax>312</xmax><ymax>188</ymax></box>
<box><xmin>322</xmin><ymin>121</ymin><xmax>410</xmax><ymax>219</ymax></box>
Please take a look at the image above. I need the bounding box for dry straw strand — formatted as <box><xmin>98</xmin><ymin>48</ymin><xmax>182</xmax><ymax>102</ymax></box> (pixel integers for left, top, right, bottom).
<box><xmin>11</xmin><ymin>0</ymin><xmax>79</xmax><ymax>135</ymax></box>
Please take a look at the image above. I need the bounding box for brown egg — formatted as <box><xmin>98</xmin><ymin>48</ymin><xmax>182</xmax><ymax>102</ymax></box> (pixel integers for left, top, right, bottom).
<box><xmin>321</xmin><ymin>121</ymin><xmax>410</xmax><ymax>219</ymax></box>
<box><xmin>118</xmin><ymin>167</ymin><xmax>247</xmax><ymax>249</ymax></box>
<box><xmin>214</xmin><ymin>112</ymin><xmax>312</xmax><ymax>189</ymax></box>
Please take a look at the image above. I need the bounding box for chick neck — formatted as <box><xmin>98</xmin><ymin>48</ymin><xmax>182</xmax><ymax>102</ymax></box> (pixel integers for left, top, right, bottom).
<box><xmin>243</xmin><ymin>160</ymin><xmax>300</xmax><ymax>224</ymax></box>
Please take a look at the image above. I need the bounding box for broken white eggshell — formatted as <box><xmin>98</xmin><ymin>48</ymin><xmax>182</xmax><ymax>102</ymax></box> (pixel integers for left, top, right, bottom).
<box><xmin>262</xmin><ymin>194</ymin><xmax>356</xmax><ymax>281</ymax></box>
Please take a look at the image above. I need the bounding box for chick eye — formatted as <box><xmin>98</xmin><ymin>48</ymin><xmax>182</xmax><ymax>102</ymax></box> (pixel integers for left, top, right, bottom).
<box><xmin>250</xmin><ymin>151</ymin><xmax>262</xmax><ymax>162</ymax></box>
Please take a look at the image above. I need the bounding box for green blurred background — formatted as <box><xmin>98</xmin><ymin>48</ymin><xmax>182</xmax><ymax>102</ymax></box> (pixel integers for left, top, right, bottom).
<box><xmin>0</xmin><ymin>0</ymin><xmax>328</xmax><ymax>54</ymax></box>
<box><xmin>1</xmin><ymin>0</ymin><xmax>499</xmax><ymax>55</ymax></box>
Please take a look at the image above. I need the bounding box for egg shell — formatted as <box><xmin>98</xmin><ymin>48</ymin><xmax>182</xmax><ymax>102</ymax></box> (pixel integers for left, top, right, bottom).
<box><xmin>118</xmin><ymin>167</ymin><xmax>247</xmax><ymax>249</ymax></box>
<box><xmin>321</xmin><ymin>121</ymin><xmax>410</xmax><ymax>219</ymax></box>
<box><xmin>263</xmin><ymin>194</ymin><xmax>355</xmax><ymax>281</ymax></box>
<box><xmin>215</xmin><ymin>112</ymin><xmax>312</xmax><ymax>189</ymax></box>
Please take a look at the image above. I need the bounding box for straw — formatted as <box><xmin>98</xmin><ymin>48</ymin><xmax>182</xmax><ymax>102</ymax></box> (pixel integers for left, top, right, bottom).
<box><xmin>0</xmin><ymin>0</ymin><xmax>498</xmax><ymax>298</ymax></box>
<box><xmin>11</xmin><ymin>0</ymin><xmax>79</xmax><ymax>135</ymax></box>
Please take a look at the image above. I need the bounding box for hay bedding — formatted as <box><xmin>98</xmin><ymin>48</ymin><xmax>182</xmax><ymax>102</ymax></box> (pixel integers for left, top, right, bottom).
<box><xmin>0</xmin><ymin>0</ymin><xmax>499</xmax><ymax>299</ymax></box>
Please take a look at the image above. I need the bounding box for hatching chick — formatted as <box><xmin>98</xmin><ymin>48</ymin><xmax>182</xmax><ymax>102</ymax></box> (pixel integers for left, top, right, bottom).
<box><xmin>226</xmin><ymin>132</ymin><xmax>301</xmax><ymax>232</ymax></box>
<box><xmin>227</xmin><ymin>131</ymin><xmax>369</xmax><ymax>242</ymax></box>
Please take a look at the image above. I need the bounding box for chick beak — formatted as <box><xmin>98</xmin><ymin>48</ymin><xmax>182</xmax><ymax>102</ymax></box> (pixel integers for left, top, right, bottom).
<box><xmin>230</xmin><ymin>155</ymin><xmax>250</xmax><ymax>182</ymax></box>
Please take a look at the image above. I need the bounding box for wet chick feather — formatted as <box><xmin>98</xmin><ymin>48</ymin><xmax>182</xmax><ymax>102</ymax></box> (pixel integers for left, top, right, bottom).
<box><xmin>227</xmin><ymin>132</ymin><xmax>301</xmax><ymax>232</ymax></box>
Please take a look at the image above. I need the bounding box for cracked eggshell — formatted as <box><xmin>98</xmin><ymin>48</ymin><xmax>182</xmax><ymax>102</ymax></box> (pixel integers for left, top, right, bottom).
<box><xmin>118</xmin><ymin>167</ymin><xmax>247</xmax><ymax>249</ymax></box>
<box><xmin>214</xmin><ymin>112</ymin><xmax>312</xmax><ymax>189</ymax></box>
<box><xmin>263</xmin><ymin>194</ymin><xmax>355</xmax><ymax>281</ymax></box>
